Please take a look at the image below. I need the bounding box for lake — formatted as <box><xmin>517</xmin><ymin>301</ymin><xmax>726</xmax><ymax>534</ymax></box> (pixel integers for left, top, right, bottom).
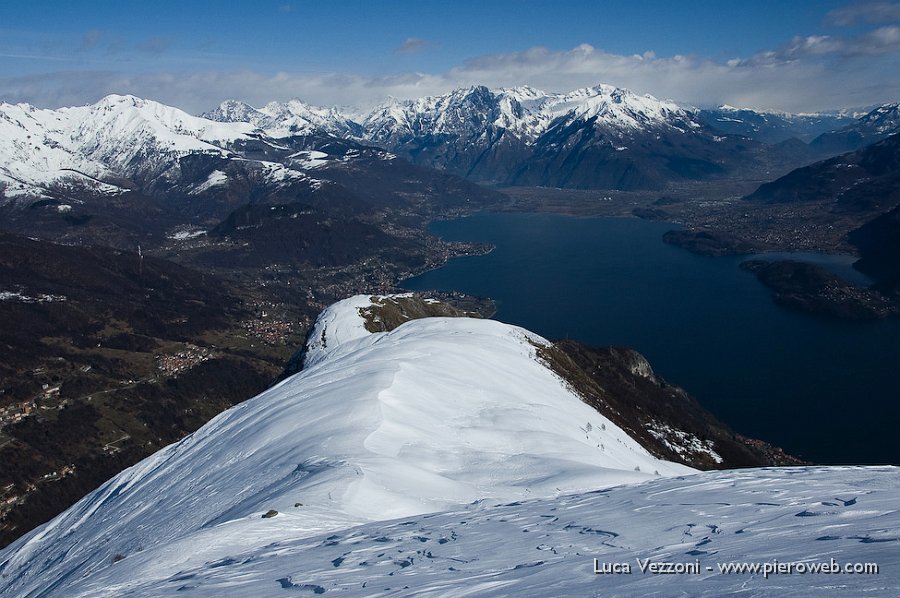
<box><xmin>402</xmin><ymin>212</ymin><xmax>900</xmax><ymax>465</ymax></box>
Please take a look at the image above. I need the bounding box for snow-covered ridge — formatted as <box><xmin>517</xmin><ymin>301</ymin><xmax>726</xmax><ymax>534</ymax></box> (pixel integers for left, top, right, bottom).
<box><xmin>360</xmin><ymin>83</ymin><xmax>693</xmax><ymax>145</ymax></box>
<box><xmin>0</xmin><ymin>102</ymin><xmax>110</xmax><ymax>197</ymax></box>
<box><xmin>0</xmin><ymin>295</ymin><xmax>896</xmax><ymax>596</ymax></box>
<box><xmin>204</xmin><ymin>98</ymin><xmax>359</xmax><ymax>138</ymax></box>
<box><xmin>714</xmin><ymin>103</ymin><xmax>848</xmax><ymax>118</ymax></box>
<box><xmin>0</xmin><ymin>95</ymin><xmax>259</xmax><ymax>199</ymax></box>
<box><xmin>301</xmin><ymin>294</ymin><xmax>379</xmax><ymax>368</ymax></box>
<box><xmin>0</xmin><ymin>295</ymin><xmax>693</xmax><ymax>596</ymax></box>
<box><xmin>70</xmin><ymin>94</ymin><xmax>255</xmax><ymax>168</ymax></box>
<box><xmin>197</xmin><ymin>83</ymin><xmax>698</xmax><ymax>152</ymax></box>
<box><xmin>857</xmin><ymin>102</ymin><xmax>900</xmax><ymax>134</ymax></box>
<box><xmin>0</xmin><ymin>94</ymin><xmax>340</xmax><ymax>200</ymax></box>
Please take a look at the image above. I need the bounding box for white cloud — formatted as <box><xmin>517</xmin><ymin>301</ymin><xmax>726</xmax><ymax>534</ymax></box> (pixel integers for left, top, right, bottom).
<box><xmin>2</xmin><ymin>35</ymin><xmax>898</xmax><ymax>115</ymax></box>
<box><xmin>440</xmin><ymin>43</ymin><xmax>898</xmax><ymax>112</ymax></box>
<box><xmin>851</xmin><ymin>25</ymin><xmax>900</xmax><ymax>54</ymax></box>
<box><xmin>0</xmin><ymin>70</ymin><xmax>449</xmax><ymax>115</ymax></box>
<box><xmin>827</xmin><ymin>1</ymin><xmax>900</xmax><ymax>26</ymax></box>
<box><xmin>740</xmin><ymin>27</ymin><xmax>900</xmax><ymax>65</ymax></box>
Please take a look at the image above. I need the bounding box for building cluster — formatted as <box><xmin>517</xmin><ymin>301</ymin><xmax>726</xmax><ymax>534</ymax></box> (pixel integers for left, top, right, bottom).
<box><xmin>0</xmin><ymin>400</ymin><xmax>35</xmax><ymax>429</ymax></box>
<box><xmin>241</xmin><ymin>317</ymin><xmax>295</xmax><ymax>345</ymax></box>
<box><xmin>1</xmin><ymin>484</ymin><xmax>17</xmax><ymax>507</ymax></box>
<box><xmin>155</xmin><ymin>345</ymin><xmax>213</xmax><ymax>377</ymax></box>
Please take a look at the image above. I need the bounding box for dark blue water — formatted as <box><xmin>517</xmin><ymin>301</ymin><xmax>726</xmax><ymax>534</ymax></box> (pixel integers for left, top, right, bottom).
<box><xmin>402</xmin><ymin>212</ymin><xmax>900</xmax><ymax>465</ymax></box>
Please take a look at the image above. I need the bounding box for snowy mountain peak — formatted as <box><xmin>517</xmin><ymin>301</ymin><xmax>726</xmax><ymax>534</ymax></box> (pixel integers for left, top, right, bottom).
<box><xmin>0</xmin><ymin>100</ymin><xmax>39</xmax><ymax>115</ymax></box>
<box><xmin>809</xmin><ymin>101</ymin><xmax>900</xmax><ymax>151</ymax></box>
<box><xmin>359</xmin><ymin>82</ymin><xmax>697</xmax><ymax>151</ymax></box>
<box><xmin>301</xmin><ymin>295</ymin><xmax>381</xmax><ymax>368</ymax></box>
<box><xmin>205</xmin><ymin>99</ymin><xmax>265</xmax><ymax>124</ymax></box>
<box><xmin>453</xmin><ymin>84</ymin><xmax>494</xmax><ymax>101</ymax></box>
<box><xmin>93</xmin><ymin>93</ymin><xmax>143</xmax><ymax>108</ymax></box>
<box><xmin>84</xmin><ymin>95</ymin><xmax>251</xmax><ymax>140</ymax></box>
<box><xmin>549</xmin><ymin>83</ymin><xmax>689</xmax><ymax>130</ymax></box>
<box><xmin>0</xmin><ymin>101</ymin><xmax>112</xmax><ymax>198</ymax></box>
<box><xmin>203</xmin><ymin>98</ymin><xmax>360</xmax><ymax>138</ymax></box>
<box><xmin>500</xmin><ymin>84</ymin><xmax>548</xmax><ymax>100</ymax></box>
<box><xmin>63</xmin><ymin>96</ymin><xmax>256</xmax><ymax>183</ymax></box>
<box><xmin>0</xmin><ymin>95</ymin><xmax>297</xmax><ymax>200</ymax></box>
<box><xmin>859</xmin><ymin>102</ymin><xmax>900</xmax><ymax>133</ymax></box>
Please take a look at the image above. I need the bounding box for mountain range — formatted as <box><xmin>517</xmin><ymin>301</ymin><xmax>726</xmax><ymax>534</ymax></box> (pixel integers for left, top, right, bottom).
<box><xmin>745</xmin><ymin>131</ymin><xmax>900</xmax><ymax>299</ymax></box>
<box><xmin>810</xmin><ymin>103</ymin><xmax>900</xmax><ymax>155</ymax></box>
<box><xmin>0</xmin><ymin>94</ymin><xmax>506</xmax><ymax>255</ymax></box>
<box><xmin>208</xmin><ymin>84</ymin><xmax>822</xmax><ymax>190</ymax></box>
<box><xmin>694</xmin><ymin>105</ymin><xmax>856</xmax><ymax>145</ymax></box>
<box><xmin>0</xmin><ymin>295</ymin><xmax>895</xmax><ymax>596</ymax></box>
<box><xmin>747</xmin><ymin>131</ymin><xmax>900</xmax><ymax>212</ymax></box>
<box><xmin>4</xmin><ymin>85</ymin><xmax>898</xmax><ymax>212</ymax></box>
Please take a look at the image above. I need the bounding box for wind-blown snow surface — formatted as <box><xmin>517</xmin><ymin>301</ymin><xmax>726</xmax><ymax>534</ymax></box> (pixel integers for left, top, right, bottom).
<box><xmin>0</xmin><ymin>296</ymin><xmax>691</xmax><ymax>596</ymax></box>
<box><xmin>0</xmin><ymin>297</ymin><xmax>897</xmax><ymax>596</ymax></box>
<box><xmin>26</xmin><ymin>467</ymin><xmax>897</xmax><ymax>597</ymax></box>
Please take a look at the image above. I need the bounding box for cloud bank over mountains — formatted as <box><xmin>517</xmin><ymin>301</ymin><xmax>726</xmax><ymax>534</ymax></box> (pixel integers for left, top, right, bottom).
<box><xmin>2</xmin><ymin>2</ymin><xmax>899</xmax><ymax>114</ymax></box>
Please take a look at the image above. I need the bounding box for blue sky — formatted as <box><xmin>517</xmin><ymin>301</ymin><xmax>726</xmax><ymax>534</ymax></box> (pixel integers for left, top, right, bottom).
<box><xmin>2</xmin><ymin>1</ymin><xmax>899</xmax><ymax>113</ymax></box>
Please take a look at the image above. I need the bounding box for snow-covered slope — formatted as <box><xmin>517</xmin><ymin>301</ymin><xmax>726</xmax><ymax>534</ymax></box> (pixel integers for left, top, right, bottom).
<box><xmin>811</xmin><ymin>102</ymin><xmax>900</xmax><ymax>154</ymax></box>
<box><xmin>857</xmin><ymin>103</ymin><xmax>900</xmax><ymax>136</ymax></box>
<box><xmin>360</xmin><ymin>84</ymin><xmax>693</xmax><ymax>146</ymax></box>
<box><xmin>26</xmin><ymin>467</ymin><xmax>895</xmax><ymax>597</ymax></box>
<box><xmin>0</xmin><ymin>102</ymin><xmax>113</xmax><ymax>197</ymax></box>
<box><xmin>69</xmin><ymin>95</ymin><xmax>254</xmax><ymax>179</ymax></box>
<box><xmin>356</xmin><ymin>84</ymin><xmax>756</xmax><ymax>189</ymax></box>
<box><xmin>0</xmin><ymin>95</ymin><xmax>303</xmax><ymax>200</ymax></box>
<box><xmin>204</xmin><ymin>98</ymin><xmax>360</xmax><ymax>138</ymax></box>
<box><xmin>0</xmin><ymin>296</ymin><xmax>691</xmax><ymax>596</ymax></box>
<box><xmin>0</xmin><ymin>296</ymin><xmax>896</xmax><ymax>596</ymax></box>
